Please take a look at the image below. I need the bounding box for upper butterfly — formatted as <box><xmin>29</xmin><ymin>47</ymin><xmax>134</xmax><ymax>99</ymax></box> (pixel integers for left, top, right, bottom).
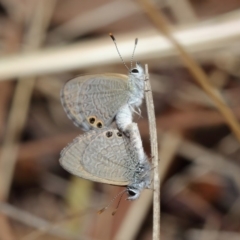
<box><xmin>60</xmin><ymin>34</ymin><xmax>145</xmax><ymax>132</ymax></box>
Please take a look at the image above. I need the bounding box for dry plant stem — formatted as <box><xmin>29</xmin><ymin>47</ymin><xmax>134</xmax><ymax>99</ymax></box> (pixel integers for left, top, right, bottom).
<box><xmin>167</xmin><ymin>0</ymin><xmax>197</xmax><ymax>23</ymax></box>
<box><xmin>114</xmin><ymin>191</ymin><xmax>153</xmax><ymax>240</ymax></box>
<box><xmin>137</xmin><ymin>0</ymin><xmax>240</xmax><ymax>143</ymax></box>
<box><xmin>0</xmin><ymin>0</ymin><xmax>57</xmax><ymax>201</ymax></box>
<box><xmin>0</xmin><ymin>80</ymin><xmax>34</xmax><ymax>200</ymax></box>
<box><xmin>1</xmin><ymin>9</ymin><xmax>240</xmax><ymax>79</ymax></box>
<box><xmin>144</xmin><ymin>64</ymin><xmax>160</xmax><ymax>240</ymax></box>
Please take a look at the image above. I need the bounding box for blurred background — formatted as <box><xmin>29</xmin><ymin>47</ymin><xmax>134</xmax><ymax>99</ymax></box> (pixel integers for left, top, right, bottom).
<box><xmin>1</xmin><ymin>0</ymin><xmax>240</xmax><ymax>239</ymax></box>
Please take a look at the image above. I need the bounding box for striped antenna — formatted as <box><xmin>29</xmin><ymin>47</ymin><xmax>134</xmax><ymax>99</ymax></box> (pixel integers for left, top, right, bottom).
<box><xmin>98</xmin><ymin>188</ymin><xmax>127</xmax><ymax>215</ymax></box>
<box><xmin>109</xmin><ymin>33</ymin><xmax>130</xmax><ymax>72</ymax></box>
<box><xmin>131</xmin><ymin>38</ymin><xmax>138</xmax><ymax>69</ymax></box>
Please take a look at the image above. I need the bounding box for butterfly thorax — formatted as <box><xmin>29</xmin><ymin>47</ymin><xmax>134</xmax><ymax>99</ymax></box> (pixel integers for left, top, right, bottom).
<box><xmin>128</xmin><ymin>74</ymin><xmax>145</xmax><ymax>107</ymax></box>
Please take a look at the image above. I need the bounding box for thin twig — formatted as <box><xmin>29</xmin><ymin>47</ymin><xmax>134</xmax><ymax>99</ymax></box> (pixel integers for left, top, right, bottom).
<box><xmin>144</xmin><ymin>64</ymin><xmax>160</xmax><ymax>240</ymax></box>
<box><xmin>137</xmin><ymin>0</ymin><xmax>240</xmax><ymax>143</ymax></box>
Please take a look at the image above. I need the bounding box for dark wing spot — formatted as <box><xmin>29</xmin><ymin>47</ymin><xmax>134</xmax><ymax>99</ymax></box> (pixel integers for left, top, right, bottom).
<box><xmin>117</xmin><ymin>132</ymin><xmax>122</xmax><ymax>137</ymax></box>
<box><xmin>89</xmin><ymin>117</ymin><xmax>96</xmax><ymax>124</ymax></box>
<box><xmin>106</xmin><ymin>131</ymin><xmax>113</xmax><ymax>138</ymax></box>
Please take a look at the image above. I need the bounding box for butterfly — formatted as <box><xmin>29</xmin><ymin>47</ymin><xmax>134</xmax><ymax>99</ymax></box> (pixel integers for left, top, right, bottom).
<box><xmin>59</xmin><ymin>123</ymin><xmax>151</xmax><ymax>200</ymax></box>
<box><xmin>60</xmin><ymin>34</ymin><xmax>145</xmax><ymax>133</ymax></box>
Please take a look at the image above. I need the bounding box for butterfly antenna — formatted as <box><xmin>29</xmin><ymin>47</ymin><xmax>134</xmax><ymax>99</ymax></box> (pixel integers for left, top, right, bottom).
<box><xmin>112</xmin><ymin>190</ymin><xmax>126</xmax><ymax>216</ymax></box>
<box><xmin>109</xmin><ymin>33</ymin><xmax>130</xmax><ymax>72</ymax></box>
<box><xmin>98</xmin><ymin>189</ymin><xmax>127</xmax><ymax>215</ymax></box>
<box><xmin>131</xmin><ymin>38</ymin><xmax>138</xmax><ymax>69</ymax></box>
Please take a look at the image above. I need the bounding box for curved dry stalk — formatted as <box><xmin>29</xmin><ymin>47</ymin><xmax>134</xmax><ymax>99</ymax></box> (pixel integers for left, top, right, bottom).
<box><xmin>144</xmin><ymin>64</ymin><xmax>160</xmax><ymax>240</ymax></box>
<box><xmin>137</xmin><ymin>0</ymin><xmax>240</xmax><ymax>144</ymax></box>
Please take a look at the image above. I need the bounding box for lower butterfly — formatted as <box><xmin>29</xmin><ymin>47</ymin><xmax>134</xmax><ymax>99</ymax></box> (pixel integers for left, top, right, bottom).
<box><xmin>59</xmin><ymin>123</ymin><xmax>151</xmax><ymax>200</ymax></box>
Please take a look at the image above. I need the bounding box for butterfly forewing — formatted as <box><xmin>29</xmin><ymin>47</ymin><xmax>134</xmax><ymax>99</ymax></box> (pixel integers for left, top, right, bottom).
<box><xmin>61</xmin><ymin>74</ymin><xmax>130</xmax><ymax>131</ymax></box>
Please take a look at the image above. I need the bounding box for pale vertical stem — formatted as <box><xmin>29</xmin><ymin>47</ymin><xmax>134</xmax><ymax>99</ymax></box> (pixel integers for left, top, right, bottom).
<box><xmin>144</xmin><ymin>64</ymin><xmax>160</xmax><ymax>240</ymax></box>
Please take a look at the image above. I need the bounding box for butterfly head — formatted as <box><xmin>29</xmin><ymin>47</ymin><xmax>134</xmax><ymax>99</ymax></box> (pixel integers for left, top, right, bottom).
<box><xmin>129</xmin><ymin>62</ymin><xmax>144</xmax><ymax>78</ymax></box>
<box><xmin>128</xmin><ymin>62</ymin><xmax>145</xmax><ymax>100</ymax></box>
<box><xmin>126</xmin><ymin>160</ymin><xmax>152</xmax><ymax>200</ymax></box>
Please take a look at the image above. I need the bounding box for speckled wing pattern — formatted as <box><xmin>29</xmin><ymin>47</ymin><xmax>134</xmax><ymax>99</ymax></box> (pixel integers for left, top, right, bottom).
<box><xmin>59</xmin><ymin>128</ymin><xmax>139</xmax><ymax>186</ymax></box>
<box><xmin>61</xmin><ymin>73</ymin><xmax>130</xmax><ymax>131</ymax></box>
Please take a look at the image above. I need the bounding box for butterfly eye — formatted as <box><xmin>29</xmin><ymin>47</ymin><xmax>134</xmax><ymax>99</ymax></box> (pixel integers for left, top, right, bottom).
<box><xmin>131</xmin><ymin>69</ymin><xmax>139</xmax><ymax>73</ymax></box>
<box><xmin>88</xmin><ymin>117</ymin><xmax>96</xmax><ymax>124</ymax></box>
<box><xmin>117</xmin><ymin>132</ymin><xmax>122</xmax><ymax>137</ymax></box>
<box><xmin>97</xmin><ymin>122</ymin><xmax>103</xmax><ymax>128</ymax></box>
<box><xmin>106</xmin><ymin>131</ymin><xmax>113</xmax><ymax>138</ymax></box>
<box><xmin>128</xmin><ymin>189</ymin><xmax>137</xmax><ymax>197</ymax></box>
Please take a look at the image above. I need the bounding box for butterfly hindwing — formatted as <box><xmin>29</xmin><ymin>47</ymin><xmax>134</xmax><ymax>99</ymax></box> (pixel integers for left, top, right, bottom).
<box><xmin>59</xmin><ymin>128</ymin><xmax>136</xmax><ymax>186</ymax></box>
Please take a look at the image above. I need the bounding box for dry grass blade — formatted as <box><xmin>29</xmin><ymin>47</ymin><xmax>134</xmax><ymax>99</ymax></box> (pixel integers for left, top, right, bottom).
<box><xmin>137</xmin><ymin>0</ymin><xmax>240</xmax><ymax>144</ymax></box>
<box><xmin>144</xmin><ymin>64</ymin><xmax>160</xmax><ymax>240</ymax></box>
<box><xmin>114</xmin><ymin>191</ymin><xmax>153</xmax><ymax>240</ymax></box>
<box><xmin>0</xmin><ymin>0</ymin><xmax>57</xmax><ymax>201</ymax></box>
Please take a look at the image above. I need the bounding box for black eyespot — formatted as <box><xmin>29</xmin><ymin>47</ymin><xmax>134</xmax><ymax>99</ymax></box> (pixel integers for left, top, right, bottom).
<box><xmin>97</xmin><ymin>122</ymin><xmax>103</xmax><ymax>128</ymax></box>
<box><xmin>117</xmin><ymin>132</ymin><xmax>122</xmax><ymax>137</ymax></box>
<box><xmin>128</xmin><ymin>189</ymin><xmax>136</xmax><ymax>197</ymax></box>
<box><xmin>89</xmin><ymin>117</ymin><xmax>95</xmax><ymax>124</ymax></box>
<box><xmin>106</xmin><ymin>131</ymin><xmax>113</xmax><ymax>138</ymax></box>
<box><xmin>131</xmin><ymin>69</ymin><xmax>139</xmax><ymax>73</ymax></box>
